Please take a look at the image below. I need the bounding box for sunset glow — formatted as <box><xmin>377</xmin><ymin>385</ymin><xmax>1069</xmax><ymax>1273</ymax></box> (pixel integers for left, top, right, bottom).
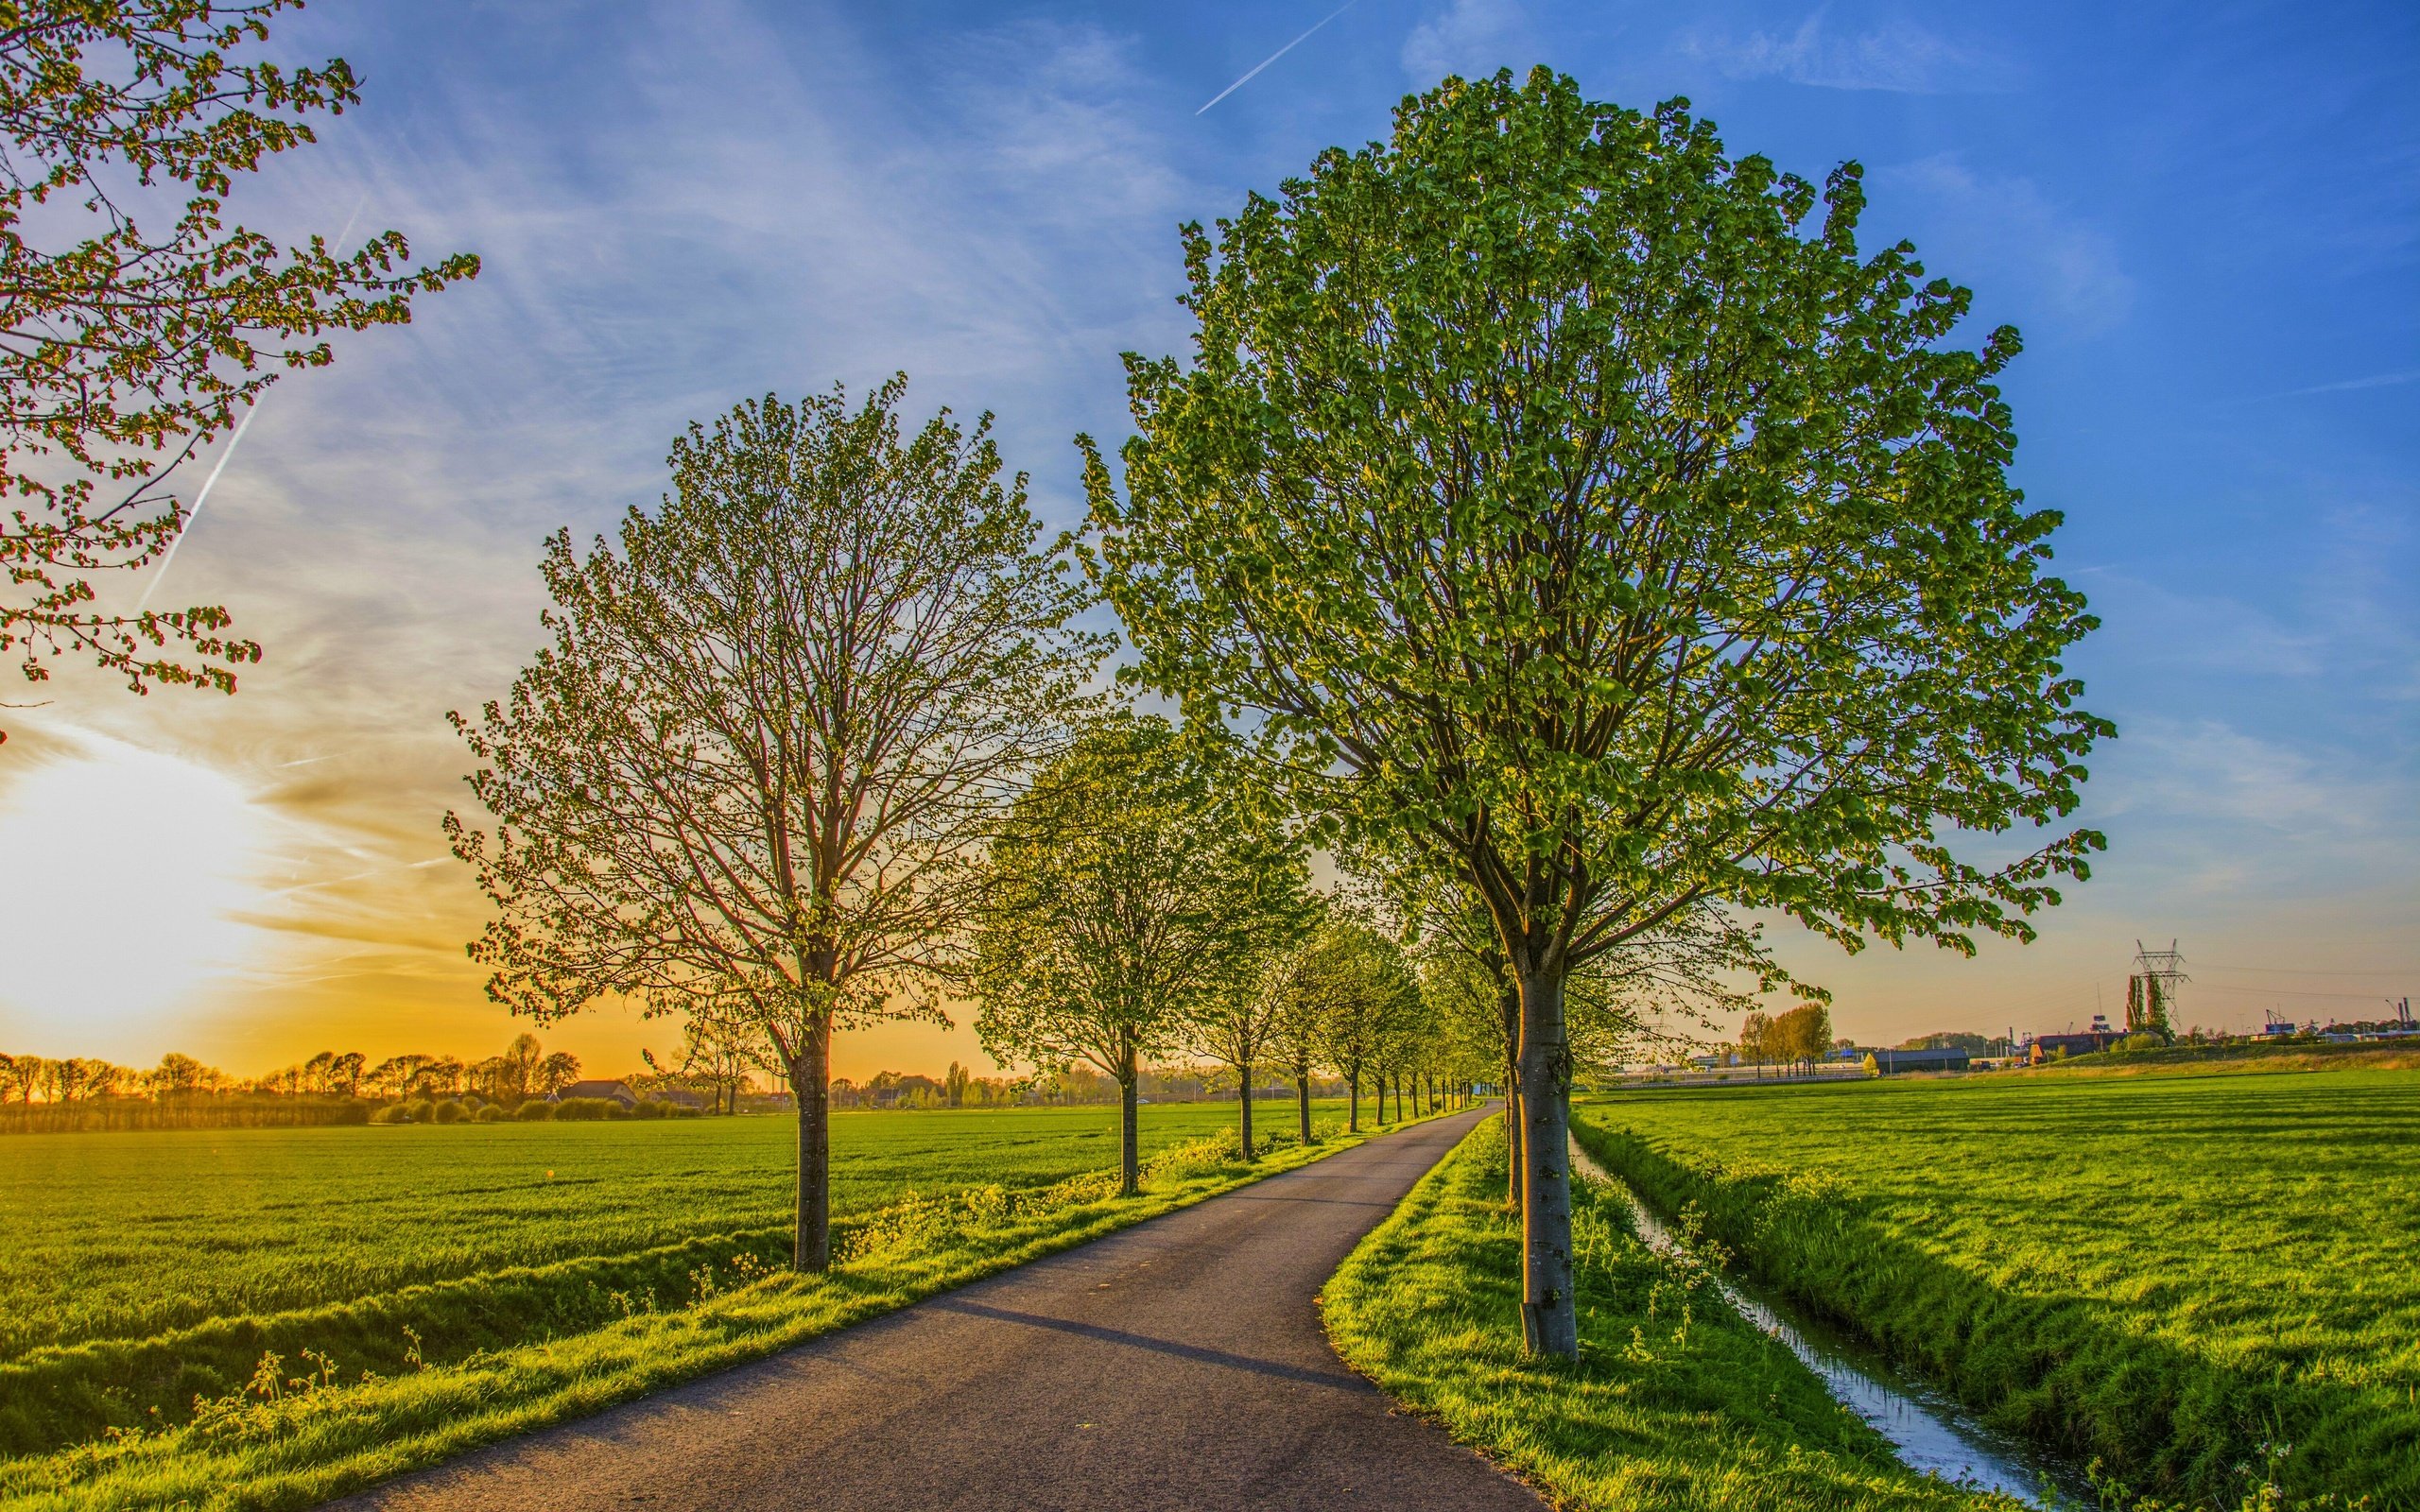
<box><xmin>0</xmin><ymin>733</ymin><xmax>268</xmax><ymax>1045</ymax></box>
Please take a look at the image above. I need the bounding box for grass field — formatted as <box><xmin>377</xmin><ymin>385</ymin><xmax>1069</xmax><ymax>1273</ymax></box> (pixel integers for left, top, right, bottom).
<box><xmin>0</xmin><ymin>1101</ymin><xmax>1268</xmax><ymax>1360</ymax></box>
<box><xmin>1572</xmin><ymin>1070</ymin><xmax>2420</xmax><ymax>1509</ymax></box>
<box><xmin>1323</xmin><ymin>1119</ymin><xmax>2006</xmax><ymax>1511</ymax></box>
<box><xmin>0</xmin><ymin>1099</ymin><xmax>1396</xmax><ymax>1508</ymax></box>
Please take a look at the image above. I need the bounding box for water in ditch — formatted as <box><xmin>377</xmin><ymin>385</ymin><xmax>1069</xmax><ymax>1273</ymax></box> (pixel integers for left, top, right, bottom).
<box><xmin>1568</xmin><ymin>1139</ymin><xmax>2085</xmax><ymax>1507</ymax></box>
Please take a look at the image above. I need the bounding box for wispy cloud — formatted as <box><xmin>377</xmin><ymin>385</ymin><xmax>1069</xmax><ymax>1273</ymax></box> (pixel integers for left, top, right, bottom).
<box><xmin>1402</xmin><ymin>0</ymin><xmax>1531</xmax><ymax>85</ymax></box>
<box><xmin>1681</xmin><ymin>9</ymin><xmax>2010</xmax><ymax>94</ymax></box>
<box><xmin>0</xmin><ymin>0</ymin><xmax>1206</xmax><ymax>1071</ymax></box>
<box><xmin>1878</xmin><ymin>155</ymin><xmax>2134</xmax><ymax>336</ymax></box>
<box><xmin>2259</xmin><ymin>369</ymin><xmax>2420</xmax><ymax>400</ymax></box>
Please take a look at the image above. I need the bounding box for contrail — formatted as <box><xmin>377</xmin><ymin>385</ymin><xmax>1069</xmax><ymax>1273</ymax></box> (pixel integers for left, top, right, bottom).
<box><xmin>136</xmin><ymin>194</ymin><xmax>369</xmax><ymax>612</ymax></box>
<box><xmin>1198</xmin><ymin>1</ymin><xmax>1356</xmax><ymax>114</ymax></box>
<box><xmin>136</xmin><ymin>401</ymin><xmax>259</xmax><ymax>611</ymax></box>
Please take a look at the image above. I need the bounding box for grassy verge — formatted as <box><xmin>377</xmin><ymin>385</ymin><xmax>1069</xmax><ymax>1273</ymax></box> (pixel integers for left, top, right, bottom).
<box><xmin>1572</xmin><ymin>1077</ymin><xmax>2418</xmax><ymax>1509</ymax></box>
<box><xmin>1</xmin><ymin>1113</ymin><xmax>1442</xmax><ymax>1511</ymax></box>
<box><xmin>1322</xmin><ymin>1117</ymin><xmax>2010</xmax><ymax>1511</ymax></box>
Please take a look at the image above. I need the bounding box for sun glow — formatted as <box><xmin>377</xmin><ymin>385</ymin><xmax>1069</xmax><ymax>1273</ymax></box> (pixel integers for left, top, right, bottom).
<box><xmin>0</xmin><ymin>732</ymin><xmax>268</xmax><ymax>1046</ymax></box>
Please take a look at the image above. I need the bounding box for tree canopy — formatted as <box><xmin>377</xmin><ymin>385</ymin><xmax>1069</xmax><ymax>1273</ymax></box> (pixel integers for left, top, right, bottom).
<box><xmin>449</xmin><ymin>378</ymin><xmax>1102</xmax><ymax>1265</ymax></box>
<box><xmin>973</xmin><ymin>715</ymin><xmax>1289</xmax><ymax>1193</ymax></box>
<box><xmin>1082</xmin><ymin>67</ymin><xmax>2107</xmax><ymax>1355</ymax></box>
<box><xmin>0</xmin><ymin>0</ymin><xmax>476</xmax><ymax>737</ymax></box>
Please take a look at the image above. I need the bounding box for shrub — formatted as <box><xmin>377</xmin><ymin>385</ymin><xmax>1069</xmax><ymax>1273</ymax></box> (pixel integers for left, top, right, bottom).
<box><xmin>368</xmin><ymin>1104</ymin><xmax>411</xmax><ymax>1125</ymax></box>
<box><xmin>632</xmin><ymin>1098</ymin><xmax>666</xmax><ymax>1120</ymax></box>
<box><xmin>514</xmin><ymin>1100</ymin><xmax>555</xmax><ymax>1121</ymax></box>
<box><xmin>401</xmin><ymin>1099</ymin><xmax>436</xmax><ymax>1124</ymax></box>
<box><xmin>431</xmin><ymin>1100</ymin><xmax>468</xmax><ymax>1125</ymax></box>
<box><xmin>474</xmin><ymin>1104</ymin><xmax>509</xmax><ymax>1124</ymax></box>
<box><xmin>332</xmin><ymin>1100</ymin><xmax>374</xmax><ymax>1125</ymax></box>
<box><xmin>553</xmin><ymin>1097</ymin><xmax>615</xmax><ymax>1122</ymax></box>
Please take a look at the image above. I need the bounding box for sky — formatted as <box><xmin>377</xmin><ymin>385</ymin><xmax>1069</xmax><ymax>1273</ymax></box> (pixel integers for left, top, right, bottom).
<box><xmin>0</xmin><ymin>0</ymin><xmax>2413</xmax><ymax>1080</ymax></box>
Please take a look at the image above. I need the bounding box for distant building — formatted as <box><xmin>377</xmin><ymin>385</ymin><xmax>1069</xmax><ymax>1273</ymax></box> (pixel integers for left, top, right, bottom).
<box><xmin>554</xmin><ymin>1079</ymin><xmax>638</xmax><ymax>1108</ymax></box>
<box><xmin>2029</xmin><ymin>1031</ymin><xmax>2122</xmax><ymax>1061</ymax></box>
<box><xmin>1870</xmin><ymin>1046</ymin><xmax>1971</xmax><ymax>1074</ymax></box>
<box><xmin>648</xmin><ymin>1087</ymin><xmax>707</xmax><ymax>1109</ymax></box>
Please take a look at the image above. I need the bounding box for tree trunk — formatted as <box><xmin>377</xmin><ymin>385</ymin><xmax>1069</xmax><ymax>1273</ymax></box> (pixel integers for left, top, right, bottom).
<box><xmin>1118</xmin><ymin>1039</ymin><xmax>1140</xmax><ymax>1196</ymax></box>
<box><xmin>1498</xmin><ymin>978</ymin><xmax>1524</xmax><ymax>1211</ymax></box>
<box><xmin>1347</xmin><ymin>1063</ymin><xmax>1360</xmax><ymax>1132</ymax></box>
<box><xmin>1516</xmin><ymin>963</ymin><xmax>1578</xmax><ymax>1359</ymax></box>
<box><xmin>1503</xmin><ymin>1053</ymin><xmax>1522</xmax><ymax>1211</ymax></box>
<box><xmin>791</xmin><ymin>1011</ymin><xmax>833</xmax><ymax>1272</ymax></box>
<box><xmin>1238</xmin><ymin>1057</ymin><xmax>1254</xmax><ymax>1160</ymax></box>
<box><xmin>1296</xmin><ymin>1067</ymin><xmax>1313</xmax><ymax>1144</ymax></box>
<box><xmin>1393</xmin><ymin>1074</ymin><xmax>1404</xmax><ymax>1124</ymax></box>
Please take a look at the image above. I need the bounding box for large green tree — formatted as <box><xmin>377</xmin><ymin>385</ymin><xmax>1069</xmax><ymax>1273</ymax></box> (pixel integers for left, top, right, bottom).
<box><xmin>972</xmin><ymin>715</ymin><xmax>1278</xmax><ymax>1194</ymax></box>
<box><xmin>448</xmin><ymin>379</ymin><xmax>1103</xmax><ymax>1268</ymax></box>
<box><xmin>1181</xmin><ymin>850</ymin><xmax>1319</xmax><ymax>1159</ymax></box>
<box><xmin>1083</xmin><ymin>69</ymin><xmax>2108</xmax><ymax>1355</ymax></box>
<box><xmin>0</xmin><ymin>1</ymin><xmax>476</xmax><ymax>739</ymax></box>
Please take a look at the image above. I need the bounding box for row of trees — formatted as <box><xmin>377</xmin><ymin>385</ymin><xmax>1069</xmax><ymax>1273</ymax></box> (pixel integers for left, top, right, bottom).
<box><xmin>0</xmin><ymin>1034</ymin><xmax>586</xmax><ymax>1110</ymax></box>
<box><xmin>447</xmin><ymin>70</ymin><xmax>2106</xmax><ymax>1360</ymax></box>
<box><xmin>1737</xmin><ymin>1004</ymin><xmax>1836</xmax><ymax>1075</ymax></box>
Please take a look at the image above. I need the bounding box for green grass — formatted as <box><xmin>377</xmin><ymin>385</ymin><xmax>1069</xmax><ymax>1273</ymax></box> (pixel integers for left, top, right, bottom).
<box><xmin>1571</xmin><ymin>1071</ymin><xmax>2420</xmax><ymax>1509</ymax></box>
<box><xmin>0</xmin><ymin>1102</ymin><xmax>1272</xmax><ymax>1361</ymax></box>
<box><xmin>1</xmin><ymin>1101</ymin><xmax>1431</xmax><ymax>1509</ymax></box>
<box><xmin>1322</xmin><ymin>1118</ymin><xmax>2009</xmax><ymax>1511</ymax></box>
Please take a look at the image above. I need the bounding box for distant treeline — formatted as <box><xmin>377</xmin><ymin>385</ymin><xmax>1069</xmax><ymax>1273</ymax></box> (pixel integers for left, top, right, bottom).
<box><xmin>837</xmin><ymin>1061</ymin><xmax>1351</xmax><ymax>1111</ymax></box>
<box><xmin>0</xmin><ymin>1042</ymin><xmax>1340</xmax><ymax>1134</ymax></box>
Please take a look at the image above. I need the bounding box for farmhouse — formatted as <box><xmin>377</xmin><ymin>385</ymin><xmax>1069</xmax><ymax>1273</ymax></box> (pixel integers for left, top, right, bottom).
<box><xmin>553</xmin><ymin>1079</ymin><xmax>638</xmax><ymax>1108</ymax></box>
<box><xmin>2028</xmin><ymin>1030</ymin><xmax>2123</xmax><ymax>1061</ymax></box>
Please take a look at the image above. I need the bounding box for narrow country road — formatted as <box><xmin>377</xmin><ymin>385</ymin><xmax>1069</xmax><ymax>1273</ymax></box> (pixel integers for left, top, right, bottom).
<box><xmin>333</xmin><ymin>1106</ymin><xmax>1542</xmax><ymax>1511</ymax></box>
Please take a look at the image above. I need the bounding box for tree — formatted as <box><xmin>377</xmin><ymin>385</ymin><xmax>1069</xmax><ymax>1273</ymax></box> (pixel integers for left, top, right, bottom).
<box><xmin>645</xmin><ymin>1011</ymin><xmax>764</xmax><ymax>1113</ymax></box>
<box><xmin>972</xmin><ymin>716</ymin><xmax>1271</xmax><ymax>1194</ymax></box>
<box><xmin>943</xmin><ymin>1059</ymin><xmax>972</xmax><ymax>1108</ymax></box>
<box><xmin>365</xmin><ymin>1054</ymin><xmax>431</xmax><ymax>1098</ymax></box>
<box><xmin>1775</xmin><ymin>1003</ymin><xmax>1831</xmax><ymax>1072</ymax></box>
<box><xmin>1738</xmin><ymin>1011</ymin><xmax>1772</xmax><ymax>1074</ymax></box>
<box><xmin>537</xmin><ymin>1050</ymin><xmax>581</xmax><ymax>1097</ymax></box>
<box><xmin>0</xmin><ymin>1</ymin><xmax>476</xmax><ymax>739</ymax></box>
<box><xmin>1263</xmin><ymin>928</ymin><xmax>1336</xmax><ymax>1148</ymax></box>
<box><xmin>1305</xmin><ymin>920</ymin><xmax>1419</xmax><ymax>1134</ymax></box>
<box><xmin>1083</xmin><ymin>70</ymin><xmax>2108</xmax><ymax>1355</ymax></box>
<box><xmin>448</xmin><ymin>378</ymin><xmax>1103</xmax><ymax>1269</ymax></box>
<box><xmin>147</xmin><ymin>1051</ymin><xmax>210</xmax><ymax>1098</ymax></box>
<box><xmin>491</xmin><ymin>1032</ymin><xmax>543</xmax><ymax>1102</ymax></box>
<box><xmin>1181</xmin><ymin>839</ymin><xmax>1318</xmax><ymax>1158</ymax></box>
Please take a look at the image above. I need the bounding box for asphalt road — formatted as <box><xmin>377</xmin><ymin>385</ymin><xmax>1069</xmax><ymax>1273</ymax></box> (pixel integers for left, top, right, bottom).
<box><xmin>334</xmin><ymin>1105</ymin><xmax>1540</xmax><ymax>1512</ymax></box>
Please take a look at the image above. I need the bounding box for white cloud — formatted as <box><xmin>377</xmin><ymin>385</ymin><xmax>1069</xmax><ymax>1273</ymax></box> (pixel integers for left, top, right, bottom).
<box><xmin>1402</xmin><ymin>0</ymin><xmax>1531</xmax><ymax>85</ymax></box>
<box><xmin>1879</xmin><ymin>154</ymin><xmax>2134</xmax><ymax>336</ymax></box>
<box><xmin>2093</xmin><ymin>717</ymin><xmax>2407</xmax><ymax>844</ymax></box>
<box><xmin>1682</xmin><ymin>9</ymin><xmax>2010</xmax><ymax>94</ymax></box>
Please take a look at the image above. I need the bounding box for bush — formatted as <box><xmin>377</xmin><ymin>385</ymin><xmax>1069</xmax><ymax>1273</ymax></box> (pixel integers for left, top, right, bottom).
<box><xmin>553</xmin><ymin>1097</ymin><xmax>616</xmax><ymax>1121</ymax></box>
<box><xmin>401</xmin><ymin>1099</ymin><xmax>436</xmax><ymax>1124</ymax></box>
<box><xmin>368</xmin><ymin>1104</ymin><xmax>411</xmax><ymax>1125</ymax></box>
<box><xmin>474</xmin><ymin>1103</ymin><xmax>509</xmax><ymax>1123</ymax></box>
<box><xmin>332</xmin><ymin>1099</ymin><xmax>374</xmax><ymax>1125</ymax></box>
<box><xmin>431</xmin><ymin>1099</ymin><xmax>468</xmax><ymax>1125</ymax></box>
<box><xmin>632</xmin><ymin>1098</ymin><xmax>666</xmax><ymax>1120</ymax></box>
<box><xmin>514</xmin><ymin>1099</ymin><xmax>555</xmax><ymax>1121</ymax></box>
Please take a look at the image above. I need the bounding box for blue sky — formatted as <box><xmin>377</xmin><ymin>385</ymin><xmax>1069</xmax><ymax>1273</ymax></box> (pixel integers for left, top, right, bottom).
<box><xmin>0</xmin><ymin>0</ymin><xmax>2411</xmax><ymax>1070</ymax></box>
